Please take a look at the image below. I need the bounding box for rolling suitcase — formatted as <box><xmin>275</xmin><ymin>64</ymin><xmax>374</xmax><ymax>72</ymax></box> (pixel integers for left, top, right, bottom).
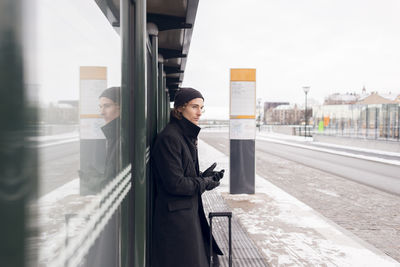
<box><xmin>209</xmin><ymin>212</ymin><xmax>232</xmax><ymax>267</ymax></box>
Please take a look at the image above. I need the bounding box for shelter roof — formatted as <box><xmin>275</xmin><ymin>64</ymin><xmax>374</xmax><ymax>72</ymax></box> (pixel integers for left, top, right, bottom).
<box><xmin>94</xmin><ymin>0</ymin><xmax>199</xmax><ymax>101</ymax></box>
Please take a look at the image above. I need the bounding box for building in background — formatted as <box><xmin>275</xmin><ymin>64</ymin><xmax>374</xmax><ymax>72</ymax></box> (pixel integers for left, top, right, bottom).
<box><xmin>357</xmin><ymin>92</ymin><xmax>400</xmax><ymax>105</ymax></box>
<box><xmin>267</xmin><ymin>104</ymin><xmax>312</xmax><ymax>125</ymax></box>
<box><xmin>313</xmin><ymin>88</ymin><xmax>400</xmax><ymax>140</ymax></box>
<box><xmin>263</xmin><ymin>102</ymin><xmax>289</xmax><ymax>124</ymax></box>
<box><xmin>324</xmin><ymin>92</ymin><xmax>359</xmax><ymax>105</ymax></box>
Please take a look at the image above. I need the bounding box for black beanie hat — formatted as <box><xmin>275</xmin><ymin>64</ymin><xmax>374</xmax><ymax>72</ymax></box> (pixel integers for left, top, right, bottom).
<box><xmin>99</xmin><ymin>87</ymin><xmax>120</xmax><ymax>104</ymax></box>
<box><xmin>173</xmin><ymin>87</ymin><xmax>204</xmax><ymax>107</ymax></box>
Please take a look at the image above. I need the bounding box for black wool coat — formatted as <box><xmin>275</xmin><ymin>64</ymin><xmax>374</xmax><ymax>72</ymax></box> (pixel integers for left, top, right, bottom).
<box><xmin>85</xmin><ymin>117</ymin><xmax>120</xmax><ymax>266</ymax></box>
<box><xmin>151</xmin><ymin>115</ymin><xmax>222</xmax><ymax>267</ymax></box>
<box><xmin>102</xmin><ymin>117</ymin><xmax>120</xmax><ymax>182</ymax></box>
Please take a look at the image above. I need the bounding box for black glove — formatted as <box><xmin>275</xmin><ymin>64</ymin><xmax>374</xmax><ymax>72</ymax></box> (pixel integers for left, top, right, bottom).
<box><xmin>202</xmin><ymin>162</ymin><xmax>217</xmax><ymax>177</ymax></box>
<box><xmin>199</xmin><ymin>176</ymin><xmax>220</xmax><ymax>193</ymax></box>
<box><xmin>212</xmin><ymin>169</ymin><xmax>225</xmax><ymax>182</ymax></box>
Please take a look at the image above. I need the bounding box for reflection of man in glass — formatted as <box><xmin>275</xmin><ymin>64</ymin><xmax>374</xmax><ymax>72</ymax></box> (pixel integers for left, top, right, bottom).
<box><xmin>85</xmin><ymin>87</ymin><xmax>120</xmax><ymax>267</ymax></box>
<box><xmin>99</xmin><ymin>87</ymin><xmax>120</xmax><ymax>124</ymax></box>
<box><xmin>99</xmin><ymin>86</ymin><xmax>120</xmax><ymax>185</ymax></box>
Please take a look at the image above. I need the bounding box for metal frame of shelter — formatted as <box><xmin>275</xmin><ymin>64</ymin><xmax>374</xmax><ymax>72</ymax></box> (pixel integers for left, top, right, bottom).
<box><xmin>0</xmin><ymin>0</ymin><xmax>199</xmax><ymax>266</ymax></box>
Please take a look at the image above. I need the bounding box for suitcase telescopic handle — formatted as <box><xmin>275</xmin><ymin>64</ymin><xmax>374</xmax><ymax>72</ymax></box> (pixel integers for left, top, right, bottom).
<box><xmin>209</xmin><ymin>212</ymin><xmax>233</xmax><ymax>267</ymax></box>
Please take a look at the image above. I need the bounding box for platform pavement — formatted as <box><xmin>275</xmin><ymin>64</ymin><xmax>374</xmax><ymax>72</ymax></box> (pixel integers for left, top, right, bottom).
<box><xmin>198</xmin><ymin>138</ymin><xmax>400</xmax><ymax>267</ymax></box>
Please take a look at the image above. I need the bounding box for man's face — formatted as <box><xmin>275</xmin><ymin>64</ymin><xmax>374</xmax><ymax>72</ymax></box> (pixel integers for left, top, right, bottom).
<box><xmin>179</xmin><ymin>98</ymin><xmax>204</xmax><ymax>125</ymax></box>
<box><xmin>99</xmin><ymin>97</ymin><xmax>120</xmax><ymax>123</ymax></box>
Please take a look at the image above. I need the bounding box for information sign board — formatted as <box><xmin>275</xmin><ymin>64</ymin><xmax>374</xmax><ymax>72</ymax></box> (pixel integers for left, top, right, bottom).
<box><xmin>79</xmin><ymin>66</ymin><xmax>107</xmax><ymax>140</ymax></box>
<box><xmin>230</xmin><ymin>81</ymin><xmax>256</xmax><ymax>116</ymax></box>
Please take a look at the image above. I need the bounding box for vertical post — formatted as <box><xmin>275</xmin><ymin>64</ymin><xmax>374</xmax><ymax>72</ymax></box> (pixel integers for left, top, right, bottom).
<box><xmin>120</xmin><ymin>0</ymin><xmax>140</xmax><ymax>267</ymax></box>
<box><xmin>390</xmin><ymin>105</ymin><xmax>396</xmax><ymax>139</ymax></box>
<box><xmin>148</xmin><ymin>24</ymin><xmax>158</xmax><ymax>143</ymax></box>
<box><xmin>157</xmin><ymin>57</ymin><xmax>164</xmax><ymax>133</ymax></box>
<box><xmin>358</xmin><ymin>105</ymin><xmax>361</xmax><ymax>137</ymax></box>
<box><xmin>0</xmin><ymin>0</ymin><xmax>36</xmax><ymax>266</ymax></box>
<box><xmin>229</xmin><ymin>69</ymin><xmax>256</xmax><ymax>194</ymax></box>
<box><xmin>303</xmin><ymin>86</ymin><xmax>310</xmax><ymax>138</ymax></box>
<box><xmin>133</xmin><ymin>0</ymin><xmax>147</xmax><ymax>266</ymax></box>
<box><xmin>350</xmin><ymin>110</ymin><xmax>354</xmax><ymax>137</ymax></box>
<box><xmin>257</xmin><ymin>98</ymin><xmax>261</xmax><ymax>132</ymax></box>
<box><xmin>386</xmin><ymin>104</ymin><xmax>390</xmax><ymax>140</ymax></box>
<box><xmin>398</xmin><ymin>105</ymin><xmax>400</xmax><ymax>141</ymax></box>
<box><xmin>120</xmin><ymin>0</ymin><xmax>135</xmax><ymax>265</ymax></box>
<box><xmin>163</xmin><ymin>78</ymin><xmax>167</xmax><ymax>126</ymax></box>
<box><xmin>228</xmin><ymin>217</ymin><xmax>232</xmax><ymax>267</ymax></box>
<box><xmin>165</xmin><ymin>88</ymin><xmax>170</xmax><ymax>124</ymax></box>
<box><xmin>375</xmin><ymin>107</ymin><xmax>378</xmax><ymax>140</ymax></box>
<box><xmin>365</xmin><ymin>106</ymin><xmax>369</xmax><ymax>138</ymax></box>
<box><xmin>305</xmin><ymin>93</ymin><xmax>307</xmax><ymax>137</ymax></box>
<box><xmin>209</xmin><ymin>217</ymin><xmax>213</xmax><ymax>266</ymax></box>
<box><xmin>148</xmin><ymin>23</ymin><xmax>159</xmax><ymax>266</ymax></box>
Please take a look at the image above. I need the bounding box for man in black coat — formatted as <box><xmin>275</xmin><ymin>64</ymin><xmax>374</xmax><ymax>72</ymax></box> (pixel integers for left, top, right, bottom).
<box><xmin>152</xmin><ymin>87</ymin><xmax>224</xmax><ymax>267</ymax></box>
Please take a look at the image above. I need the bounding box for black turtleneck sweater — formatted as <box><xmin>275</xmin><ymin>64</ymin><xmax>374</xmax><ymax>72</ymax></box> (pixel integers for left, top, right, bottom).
<box><xmin>172</xmin><ymin>115</ymin><xmax>201</xmax><ymax>176</ymax></box>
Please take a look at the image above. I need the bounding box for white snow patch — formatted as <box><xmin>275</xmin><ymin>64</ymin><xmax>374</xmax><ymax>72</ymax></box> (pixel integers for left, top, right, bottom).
<box><xmin>30</xmin><ymin>131</ymin><xmax>80</xmax><ymax>148</ymax></box>
<box><xmin>36</xmin><ymin>178</ymin><xmax>100</xmax><ymax>265</ymax></box>
<box><xmin>312</xmin><ymin>141</ymin><xmax>400</xmax><ymax>158</ymax></box>
<box><xmin>258</xmin><ymin>130</ymin><xmax>400</xmax><ymax>158</ymax></box>
<box><xmin>257</xmin><ymin>135</ymin><xmax>400</xmax><ymax>166</ymax></box>
<box><xmin>39</xmin><ymin>178</ymin><xmax>79</xmax><ymax>202</ymax></box>
<box><xmin>258</xmin><ymin>130</ymin><xmax>314</xmax><ymax>142</ymax></box>
<box><xmin>198</xmin><ymin>137</ymin><xmax>400</xmax><ymax>267</ymax></box>
<box><xmin>29</xmin><ymin>131</ymin><xmax>79</xmax><ymax>142</ymax></box>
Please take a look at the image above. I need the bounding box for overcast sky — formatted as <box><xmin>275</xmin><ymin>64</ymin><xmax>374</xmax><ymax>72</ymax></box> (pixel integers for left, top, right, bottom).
<box><xmin>33</xmin><ymin>0</ymin><xmax>121</xmax><ymax>104</ymax></box>
<box><xmin>32</xmin><ymin>0</ymin><xmax>400</xmax><ymax>119</ymax></box>
<box><xmin>183</xmin><ymin>0</ymin><xmax>400</xmax><ymax>118</ymax></box>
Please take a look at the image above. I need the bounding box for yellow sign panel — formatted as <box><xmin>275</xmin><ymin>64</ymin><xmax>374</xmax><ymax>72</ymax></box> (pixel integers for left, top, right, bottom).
<box><xmin>230</xmin><ymin>115</ymin><xmax>256</xmax><ymax>119</ymax></box>
<box><xmin>230</xmin><ymin>68</ymin><xmax>256</xmax><ymax>81</ymax></box>
<box><xmin>80</xmin><ymin>114</ymin><xmax>102</xmax><ymax>119</ymax></box>
<box><xmin>80</xmin><ymin>66</ymin><xmax>107</xmax><ymax>80</ymax></box>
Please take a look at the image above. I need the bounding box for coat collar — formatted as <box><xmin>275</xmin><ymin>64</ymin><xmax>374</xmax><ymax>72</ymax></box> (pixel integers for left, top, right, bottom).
<box><xmin>170</xmin><ymin>114</ymin><xmax>201</xmax><ymax>139</ymax></box>
<box><xmin>101</xmin><ymin>117</ymin><xmax>120</xmax><ymax>140</ymax></box>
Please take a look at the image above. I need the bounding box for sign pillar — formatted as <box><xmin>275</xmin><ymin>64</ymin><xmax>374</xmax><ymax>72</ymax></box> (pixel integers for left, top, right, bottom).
<box><xmin>229</xmin><ymin>69</ymin><xmax>256</xmax><ymax>194</ymax></box>
<box><xmin>79</xmin><ymin>66</ymin><xmax>107</xmax><ymax>195</ymax></box>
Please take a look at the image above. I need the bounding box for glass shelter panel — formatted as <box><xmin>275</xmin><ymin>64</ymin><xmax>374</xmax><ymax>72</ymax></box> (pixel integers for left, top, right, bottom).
<box><xmin>24</xmin><ymin>1</ymin><xmax>128</xmax><ymax>266</ymax></box>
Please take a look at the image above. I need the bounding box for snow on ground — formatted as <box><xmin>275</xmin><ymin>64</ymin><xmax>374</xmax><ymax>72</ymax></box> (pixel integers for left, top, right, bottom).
<box><xmin>258</xmin><ymin>130</ymin><xmax>400</xmax><ymax>157</ymax></box>
<box><xmin>30</xmin><ymin>131</ymin><xmax>79</xmax><ymax>148</ymax></box>
<box><xmin>36</xmin><ymin>179</ymin><xmax>100</xmax><ymax>265</ymax></box>
<box><xmin>39</xmin><ymin>178</ymin><xmax>79</xmax><ymax>203</ymax></box>
<box><xmin>29</xmin><ymin>131</ymin><xmax>79</xmax><ymax>142</ymax></box>
<box><xmin>257</xmin><ymin>133</ymin><xmax>400</xmax><ymax>166</ymax></box>
<box><xmin>32</xmin><ymin>129</ymin><xmax>400</xmax><ymax>266</ymax></box>
<box><xmin>258</xmin><ymin>130</ymin><xmax>314</xmax><ymax>143</ymax></box>
<box><xmin>198</xmin><ymin>137</ymin><xmax>400</xmax><ymax>267</ymax></box>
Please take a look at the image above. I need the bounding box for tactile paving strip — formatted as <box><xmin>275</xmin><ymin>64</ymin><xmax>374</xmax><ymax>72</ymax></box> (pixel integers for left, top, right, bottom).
<box><xmin>202</xmin><ymin>191</ymin><xmax>269</xmax><ymax>266</ymax></box>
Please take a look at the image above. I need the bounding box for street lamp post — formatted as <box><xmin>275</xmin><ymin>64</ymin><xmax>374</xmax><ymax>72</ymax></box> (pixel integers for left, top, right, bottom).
<box><xmin>257</xmin><ymin>98</ymin><xmax>262</xmax><ymax>131</ymax></box>
<box><xmin>303</xmin><ymin>86</ymin><xmax>310</xmax><ymax>138</ymax></box>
